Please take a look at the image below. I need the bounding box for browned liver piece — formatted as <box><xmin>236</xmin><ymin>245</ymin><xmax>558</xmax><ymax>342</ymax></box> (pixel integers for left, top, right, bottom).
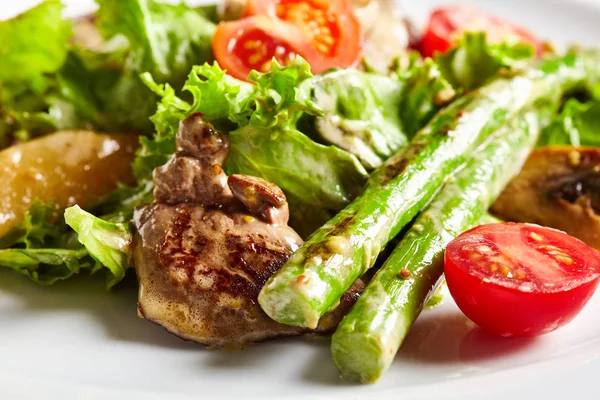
<box><xmin>133</xmin><ymin>114</ymin><xmax>363</xmax><ymax>347</ymax></box>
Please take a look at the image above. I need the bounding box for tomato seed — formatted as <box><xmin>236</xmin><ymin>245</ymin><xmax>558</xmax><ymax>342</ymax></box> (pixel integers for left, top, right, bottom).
<box><xmin>248</xmin><ymin>53</ymin><xmax>264</xmax><ymax>65</ymax></box>
<box><xmin>530</xmin><ymin>232</ymin><xmax>544</xmax><ymax>242</ymax></box>
<box><xmin>538</xmin><ymin>244</ymin><xmax>556</xmax><ymax>250</ymax></box>
<box><xmin>243</xmin><ymin>40</ymin><xmax>261</xmax><ymax>50</ymax></box>
<box><xmin>555</xmin><ymin>255</ymin><xmax>574</xmax><ymax>265</ymax></box>
<box><xmin>316</xmin><ymin>43</ymin><xmax>329</xmax><ymax>53</ymax></box>
<box><xmin>260</xmin><ymin>61</ymin><xmax>271</xmax><ymax>72</ymax></box>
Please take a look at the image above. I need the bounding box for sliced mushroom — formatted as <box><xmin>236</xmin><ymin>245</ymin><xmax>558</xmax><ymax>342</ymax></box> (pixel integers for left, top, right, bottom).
<box><xmin>491</xmin><ymin>146</ymin><xmax>600</xmax><ymax>251</ymax></box>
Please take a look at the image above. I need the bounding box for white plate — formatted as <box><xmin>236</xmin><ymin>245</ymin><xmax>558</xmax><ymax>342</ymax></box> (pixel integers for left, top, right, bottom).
<box><xmin>2</xmin><ymin>0</ymin><xmax>600</xmax><ymax>399</ymax></box>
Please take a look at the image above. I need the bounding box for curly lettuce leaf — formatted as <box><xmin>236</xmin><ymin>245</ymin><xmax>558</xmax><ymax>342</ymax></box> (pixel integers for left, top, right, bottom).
<box><xmin>140</xmin><ymin>58</ymin><xmax>368</xmax><ymax>234</ymax></box>
<box><xmin>226</xmin><ymin>60</ymin><xmax>367</xmax><ymax>214</ymax></box>
<box><xmin>184</xmin><ymin>63</ymin><xmax>255</xmax><ymax>128</ymax></box>
<box><xmin>435</xmin><ymin>32</ymin><xmax>535</xmax><ymax>90</ymax></box>
<box><xmin>0</xmin><ymin>201</ymin><xmax>97</xmax><ymax>285</ymax></box>
<box><xmin>247</xmin><ymin>60</ymin><xmax>323</xmax><ymax>128</ymax></box>
<box><xmin>64</xmin><ymin>205</ymin><xmax>131</xmax><ymax>288</ymax></box>
<box><xmin>0</xmin><ymin>201</ymin><xmax>63</xmax><ymax>249</ymax></box>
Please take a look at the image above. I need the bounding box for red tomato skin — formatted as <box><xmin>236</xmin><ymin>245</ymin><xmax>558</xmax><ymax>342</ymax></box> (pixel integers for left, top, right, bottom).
<box><xmin>420</xmin><ymin>6</ymin><xmax>543</xmax><ymax>59</ymax></box>
<box><xmin>420</xmin><ymin>8</ymin><xmax>454</xmax><ymax>58</ymax></box>
<box><xmin>445</xmin><ymin>223</ymin><xmax>600</xmax><ymax>337</ymax></box>
<box><xmin>445</xmin><ymin>255</ymin><xmax>600</xmax><ymax>337</ymax></box>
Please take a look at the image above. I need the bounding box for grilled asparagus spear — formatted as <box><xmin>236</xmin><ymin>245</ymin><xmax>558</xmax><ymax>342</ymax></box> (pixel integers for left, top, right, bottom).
<box><xmin>259</xmin><ymin>52</ymin><xmax>600</xmax><ymax>329</ymax></box>
<box><xmin>331</xmin><ymin>108</ymin><xmax>549</xmax><ymax>383</ymax></box>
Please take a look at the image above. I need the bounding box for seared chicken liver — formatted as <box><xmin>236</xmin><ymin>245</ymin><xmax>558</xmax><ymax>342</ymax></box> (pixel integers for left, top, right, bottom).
<box><xmin>133</xmin><ymin>114</ymin><xmax>362</xmax><ymax>346</ymax></box>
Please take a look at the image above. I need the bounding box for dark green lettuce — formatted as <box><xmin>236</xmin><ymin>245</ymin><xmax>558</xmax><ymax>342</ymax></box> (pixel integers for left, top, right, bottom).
<box><xmin>0</xmin><ymin>0</ymin><xmax>217</xmax><ymax>146</ymax></box>
<box><xmin>0</xmin><ymin>0</ymin><xmax>71</xmax><ymax>81</ymax></box>
<box><xmin>0</xmin><ymin>0</ymin><xmax>72</xmax><ymax>146</ymax></box>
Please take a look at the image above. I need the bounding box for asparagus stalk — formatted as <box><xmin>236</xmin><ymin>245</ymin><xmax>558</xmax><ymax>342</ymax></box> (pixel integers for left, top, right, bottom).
<box><xmin>259</xmin><ymin>52</ymin><xmax>600</xmax><ymax>329</ymax></box>
<box><xmin>331</xmin><ymin>108</ymin><xmax>549</xmax><ymax>383</ymax></box>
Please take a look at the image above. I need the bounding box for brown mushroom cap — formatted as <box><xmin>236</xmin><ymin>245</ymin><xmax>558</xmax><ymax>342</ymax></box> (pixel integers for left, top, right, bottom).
<box><xmin>491</xmin><ymin>146</ymin><xmax>600</xmax><ymax>251</ymax></box>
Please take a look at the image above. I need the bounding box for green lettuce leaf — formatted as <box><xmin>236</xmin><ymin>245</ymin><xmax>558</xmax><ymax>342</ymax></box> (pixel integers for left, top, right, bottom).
<box><xmin>300</xmin><ymin>32</ymin><xmax>530</xmax><ymax>170</ymax></box>
<box><xmin>0</xmin><ymin>1</ymin><xmax>72</xmax><ymax>146</ymax></box>
<box><xmin>395</xmin><ymin>56</ymin><xmax>456</xmax><ymax>138</ymax></box>
<box><xmin>55</xmin><ymin>0</ymin><xmax>217</xmax><ymax>135</ymax></box>
<box><xmin>140</xmin><ymin>58</ymin><xmax>368</xmax><ymax>235</ymax></box>
<box><xmin>223</xmin><ymin>61</ymin><xmax>368</xmax><ymax>231</ymax></box>
<box><xmin>299</xmin><ymin>70</ymin><xmax>409</xmax><ymax>169</ymax></box>
<box><xmin>0</xmin><ymin>0</ymin><xmax>217</xmax><ymax>148</ymax></box>
<box><xmin>64</xmin><ymin>205</ymin><xmax>131</xmax><ymax>288</ymax></box>
<box><xmin>0</xmin><ymin>201</ymin><xmax>97</xmax><ymax>285</ymax></box>
<box><xmin>0</xmin><ymin>0</ymin><xmax>71</xmax><ymax>82</ymax></box>
<box><xmin>435</xmin><ymin>32</ymin><xmax>535</xmax><ymax>90</ymax></box>
<box><xmin>538</xmin><ymin>98</ymin><xmax>600</xmax><ymax>147</ymax></box>
<box><xmin>226</xmin><ymin>125</ymin><xmax>367</xmax><ymax>211</ymax></box>
<box><xmin>96</xmin><ymin>0</ymin><xmax>216</xmax><ymax>84</ymax></box>
<box><xmin>183</xmin><ymin>63</ymin><xmax>255</xmax><ymax>128</ymax></box>
<box><xmin>0</xmin><ymin>200</ymin><xmax>132</xmax><ymax>288</ymax></box>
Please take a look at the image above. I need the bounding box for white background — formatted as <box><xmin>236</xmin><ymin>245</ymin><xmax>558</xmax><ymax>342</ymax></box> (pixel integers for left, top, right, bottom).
<box><xmin>2</xmin><ymin>1</ymin><xmax>600</xmax><ymax>399</ymax></box>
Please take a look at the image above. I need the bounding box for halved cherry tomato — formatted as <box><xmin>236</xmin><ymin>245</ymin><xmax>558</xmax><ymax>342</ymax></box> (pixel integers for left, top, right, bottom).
<box><xmin>420</xmin><ymin>6</ymin><xmax>543</xmax><ymax>58</ymax></box>
<box><xmin>212</xmin><ymin>15</ymin><xmax>319</xmax><ymax>80</ymax></box>
<box><xmin>445</xmin><ymin>223</ymin><xmax>600</xmax><ymax>337</ymax></box>
<box><xmin>242</xmin><ymin>0</ymin><xmax>362</xmax><ymax>72</ymax></box>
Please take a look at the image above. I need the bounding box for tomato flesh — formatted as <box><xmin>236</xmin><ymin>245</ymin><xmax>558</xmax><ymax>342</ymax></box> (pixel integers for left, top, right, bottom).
<box><xmin>420</xmin><ymin>6</ymin><xmax>543</xmax><ymax>58</ymax></box>
<box><xmin>243</xmin><ymin>0</ymin><xmax>362</xmax><ymax>70</ymax></box>
<box><xmin>226</xmin><ymin>29</ymin><xmax>297</xmax><ymax>73</ymax></box>
<box><xmin>445</xmin><ymin>223</ymin><xmax>600</xmax><ymax>337</ymax></box>
<box><xmin>273</xmin><ymin>0</ymin><xmax>341</xmax><ymax>57</ymax></box>
<box><xmin>212</xmin><ymin>16</ymin><xmax>316</xmax><ymax>80</ymax></box>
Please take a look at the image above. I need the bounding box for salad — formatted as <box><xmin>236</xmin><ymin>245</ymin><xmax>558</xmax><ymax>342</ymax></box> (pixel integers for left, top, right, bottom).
<box><xmin>2</xmin><ymin>0</ymin><xmax>600</xmax><ymax>385</ymax></box>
